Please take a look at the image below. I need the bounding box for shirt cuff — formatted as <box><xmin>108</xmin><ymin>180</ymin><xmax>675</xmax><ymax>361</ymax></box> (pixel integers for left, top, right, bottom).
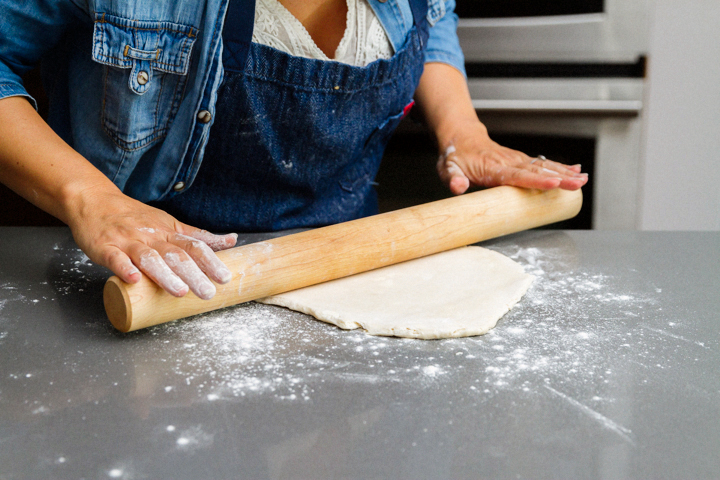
<box><xmin>0</xmin><ymin>82</ymin><xmax>38</xmax><ymax>110</ymax></box>
<box><xmin>424</xmin><ymin>49</ymin><xmax>467</xmax><ymax>78</ymax></box>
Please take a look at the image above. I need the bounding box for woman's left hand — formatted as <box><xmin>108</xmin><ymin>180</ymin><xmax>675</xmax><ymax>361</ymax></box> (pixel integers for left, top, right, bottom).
<box><xmin>436</xmin><ymin>119</ymin><xmax>588</xmax><ymax>195</ymax></box>
<box><xmin>414</xmin><ymin>63</ymin><xmax>588</xmax><ymax>195</ymax></box>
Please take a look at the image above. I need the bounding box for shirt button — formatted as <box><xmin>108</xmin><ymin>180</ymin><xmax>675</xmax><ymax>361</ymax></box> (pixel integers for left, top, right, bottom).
<box><xmin>197</xmin><ymin>110</ymin><xmax>212</xmax><ymax>123</ymax></box>
<box><xmin>173</xmin><ymin>182</ymin><xmax>186</xmax><ymax>192</ymax></box>
<box><xmin>137</xmin><ymin>70</ymin><xmax>149</xmax><ymax>85</ymax></box>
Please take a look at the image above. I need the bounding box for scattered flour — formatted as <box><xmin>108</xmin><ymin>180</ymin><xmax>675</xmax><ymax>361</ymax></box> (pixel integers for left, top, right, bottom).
<box><xmin>5</xmin><ymin>233</ymin><xmax>719</xmax><ymax>478</ymax></box>
<box><xmin>174</xmin><ymin>425</ymin><xmax>214</xmax><ymax>452</ymax></box>
<box><xmin>51</xmin><ymin>248</ymin><xmax>101</xmax><ymax>297</ymax></box>
<box><xmin>3</xmin><ymin>239</ymin><xmax>707</xmax><ymax>441</ymax></box>
<box><xmin>128</xmin><ymin>241</ymin><xmax>691</xmax><ymax>413</ymax></box>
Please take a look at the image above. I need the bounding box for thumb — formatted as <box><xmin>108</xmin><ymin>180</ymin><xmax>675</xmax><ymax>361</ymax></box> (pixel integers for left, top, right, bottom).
<box><xmin>437</xmin><ymin>146</ymin><xmax>470</xmax><ymax>195</ymax></box>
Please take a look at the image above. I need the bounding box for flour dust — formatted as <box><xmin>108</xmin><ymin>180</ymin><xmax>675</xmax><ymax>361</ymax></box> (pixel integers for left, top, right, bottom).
<box><xmin>129</xmin><ymin>241</ymin><xmax>691</xmax><ymax>408</ymax></box>
<box><xmin>3</xmin><ymin>241</ymin><xmax>701</xmax><ymax>413</ymax></box>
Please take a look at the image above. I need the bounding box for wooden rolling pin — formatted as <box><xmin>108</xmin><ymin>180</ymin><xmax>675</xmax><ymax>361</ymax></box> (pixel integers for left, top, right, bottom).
<box><xmin>104</xmin><ymin>186</ymin><xmax>582</xmax><ymax>332</ymax></box>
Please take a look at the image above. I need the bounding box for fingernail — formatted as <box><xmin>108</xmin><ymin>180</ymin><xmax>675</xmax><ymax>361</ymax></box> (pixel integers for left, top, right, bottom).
<box><xmin>218</xmin><ymin>267</ymin><xmax>232</xmax><ymax>284</ymax></box>
<box><xmin>170</xmin><ymin>278</ymin><xmax>189</xmax><ymax>296</ymax></box>
<box><xmin>197</xmin><ymin>280</ymin><xmax>216</xmax><ymax>300</ymax></box>
<box><xmin>574</xmin><ymin>173</ymin><xmax>589</xmax><ymax>177</ymax></box>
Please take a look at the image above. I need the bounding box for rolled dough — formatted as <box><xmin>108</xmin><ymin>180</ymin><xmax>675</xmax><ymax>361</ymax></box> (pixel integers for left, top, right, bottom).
<box><xmin>258</xmin><ymin>246</ymin><xmax>534</xmax><ymax>339</ymax></box>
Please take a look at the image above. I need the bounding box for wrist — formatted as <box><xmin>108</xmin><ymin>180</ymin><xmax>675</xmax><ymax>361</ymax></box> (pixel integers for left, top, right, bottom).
<box><xmin>59</xmin><ymin>172</ymin><xmax>123</xmax><ymax>228</ymax></box>
<box><xmin>434</xmin><ymin>116</ymin><xmax>490</xmax><ymax>153</ymax></box>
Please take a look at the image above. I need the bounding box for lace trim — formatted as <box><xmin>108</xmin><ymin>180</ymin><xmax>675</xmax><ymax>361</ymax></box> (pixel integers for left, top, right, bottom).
<box><xmin>252</xmin><ymin>0</ymin><xmax>394</xmax><ymax>66</ymax></box>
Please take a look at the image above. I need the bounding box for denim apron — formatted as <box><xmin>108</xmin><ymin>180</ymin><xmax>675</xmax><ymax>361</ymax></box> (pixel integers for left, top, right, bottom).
<box><xmin>155</xmin><ymin>0</ymin><xmax>429</xmax><ymax>232</ymax></box>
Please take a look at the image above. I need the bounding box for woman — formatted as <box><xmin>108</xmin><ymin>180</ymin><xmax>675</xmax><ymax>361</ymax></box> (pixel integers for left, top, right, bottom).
<box><xmin>0</xmin><ymin>0</ymin><xmax>587</xmax><ymax>300</ymax></box>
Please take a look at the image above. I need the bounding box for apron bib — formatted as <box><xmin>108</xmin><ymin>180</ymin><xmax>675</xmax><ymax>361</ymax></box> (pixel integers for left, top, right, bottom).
<box><xmin>155</xmin><ymin>0</ymin><xmax>429</xmax><ymax>232</ymax></box>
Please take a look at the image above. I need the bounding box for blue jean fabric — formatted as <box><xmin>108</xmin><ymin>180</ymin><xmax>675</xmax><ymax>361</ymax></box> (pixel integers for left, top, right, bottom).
<box><xmin>152</xmin><ymin>4</ymin><xmax>429</xmax><ymax>232</ymax></box>
<box><xmin>0</xmin><ymin>0</ymin><xmax>463</xmax><ymax>204</ymax></box>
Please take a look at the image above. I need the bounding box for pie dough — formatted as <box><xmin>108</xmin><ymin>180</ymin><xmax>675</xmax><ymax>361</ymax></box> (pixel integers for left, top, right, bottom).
<box><xmin>258</xmin><ymin>246</ymin><xmax>534</xmax><ymax>339</ymax></box>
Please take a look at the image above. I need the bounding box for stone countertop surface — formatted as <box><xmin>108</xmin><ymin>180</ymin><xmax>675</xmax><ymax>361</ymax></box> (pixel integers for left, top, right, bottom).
<box><xmin>0</xmin><ymin>227</ymin><xmax>718</xmax><ymax>480</ymax></box>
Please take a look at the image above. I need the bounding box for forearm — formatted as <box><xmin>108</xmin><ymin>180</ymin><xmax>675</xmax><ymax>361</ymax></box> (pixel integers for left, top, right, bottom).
<box><xmin>0</xmin><ymin>95</ymin><xmax>236</xmax><ymax>299</ymax></box>
<box><xmin>0</xmin><ymin>96</ymin><xmax>120</xmax><ymax>225</ymax></box>
<box><xmin>414</xmin><ymin>62</ymin><xmax>487</xmax><ymax>150</ymax></box>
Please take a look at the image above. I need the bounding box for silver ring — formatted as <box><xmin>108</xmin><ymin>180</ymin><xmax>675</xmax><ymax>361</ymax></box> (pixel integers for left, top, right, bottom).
<box><xmin>530</xmin><ymin>155</ymin><xmax>546</xmax><ymax>165</ymax></box>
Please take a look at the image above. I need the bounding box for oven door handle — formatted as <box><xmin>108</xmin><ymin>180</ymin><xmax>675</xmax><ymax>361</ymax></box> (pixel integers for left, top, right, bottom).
<box><xmin>458</xmin><ymin>14</ymin><xmax>605</xmax><ymax>28</ymax></box>
<box><xmin>471</xmin><ymin>99</ymin><xmax>642</xmax><ymax>116</ymax></box>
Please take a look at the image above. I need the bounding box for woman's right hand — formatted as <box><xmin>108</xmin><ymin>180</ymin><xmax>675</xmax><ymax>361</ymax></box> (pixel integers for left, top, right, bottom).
<box><xmin>0</xmin><ymin>96</ymin><xmax>236</xmax><ymax>299</ymax></box>
<box><xmin>67</xmin><ymin>186</ymin><xmax>237</xmax><ymax>299</ymax></box>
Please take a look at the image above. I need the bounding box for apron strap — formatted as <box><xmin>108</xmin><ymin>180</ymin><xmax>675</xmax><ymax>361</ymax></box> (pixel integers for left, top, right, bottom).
<box><xmin>222</xmin><ymin>0</ymin><xmax>257</xmax><ymax>72</ymax></box>
<box><xmin>408</xmin><ymin>0</ymin><xmax>429</xmax><ymax>32</ymax></box>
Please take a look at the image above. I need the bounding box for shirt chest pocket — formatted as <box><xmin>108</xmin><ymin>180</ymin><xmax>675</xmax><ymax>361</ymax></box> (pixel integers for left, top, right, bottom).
<box><xmin>91</xmin><ymin>13</ymin><xmax>198</xmax><ymax>151</ymax></box>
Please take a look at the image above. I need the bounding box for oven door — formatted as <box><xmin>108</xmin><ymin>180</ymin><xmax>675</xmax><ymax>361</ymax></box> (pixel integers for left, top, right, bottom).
<box><xmin>456</xmin><ymin>0</ymin><xmax>650</xmax><ymax>63</ymax></box>
<box><xmin>468</xmin><ymin>77</ymin><xmax>645</xmax><ymax>230</ymax></box>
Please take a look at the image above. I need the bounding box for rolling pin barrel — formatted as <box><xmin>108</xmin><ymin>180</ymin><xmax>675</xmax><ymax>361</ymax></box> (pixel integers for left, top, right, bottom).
<box><xmin>104</xmin><ymin>186</ymin><xmax>582</xmax><ymax>332</ymax></box>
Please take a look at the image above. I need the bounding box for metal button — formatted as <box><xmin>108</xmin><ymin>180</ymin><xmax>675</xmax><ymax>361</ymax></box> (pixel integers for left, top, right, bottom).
<box><xmin>137</xmin><ymin>70</ymin><xmax>149</xmax><ymax>85</ymax></box>
<box><xmin>377</xmin><ymin>0</ymin><xmax>387</xmax><ymax>3</ymax></box>
<box><xmin>197</xmin><ymin>110</ymin><xmax>212</xmax><ymax>124</ymax></box>
<box><xmin>173</xmin><ymin>182</ymin><xmax>186</xmax><ymax>192</ymax></box>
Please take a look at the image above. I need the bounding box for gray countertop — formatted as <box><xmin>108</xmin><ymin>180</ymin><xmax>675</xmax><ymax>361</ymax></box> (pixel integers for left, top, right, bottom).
<box><xmin>0</xmin><ymin>227</ymin><xmax>718</xmax><ymax>480</ymax></box>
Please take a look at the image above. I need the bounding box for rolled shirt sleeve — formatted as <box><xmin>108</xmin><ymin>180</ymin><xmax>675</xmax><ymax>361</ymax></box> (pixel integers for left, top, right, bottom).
<box><xmin>425</xmin><ymin>0</ymin><xmax>466</xmax><ymax>77</ymax></box>
<box><xmin>0</xmin><ymin>0</ymin><xmax>84</xmax><ymax>109</ymax></box>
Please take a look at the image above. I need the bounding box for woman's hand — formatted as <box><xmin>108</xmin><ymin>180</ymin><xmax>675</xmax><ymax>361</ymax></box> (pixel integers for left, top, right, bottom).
<box><xmin>414</xmin><ymin>63</ymin><xmax>589</xmax><ymax>195</ymax></box>
<box><xmin>435</xmin><ymin>119</ymin><xmax>588</xmax><ymax>195</ymax></box>
<box><xmin>0</xmin><ymin>97</ymin><xmax>236</xmax><ymax>299</ymax></box>
<box><xmin>67</xmin><ymin>186</ymin><xmax>237</xmax><ymax>299</ymax></box>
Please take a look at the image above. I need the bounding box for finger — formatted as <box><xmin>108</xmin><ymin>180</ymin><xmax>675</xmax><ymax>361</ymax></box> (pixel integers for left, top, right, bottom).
<box><xmin>536</xmin><ymin>169</ymin><xmax>587</xmax><ymax>190</ymax></box>
<box><xmin>103</xmin><ymin>247</ymin><xmax>142</xmax><ymax>284</ymax></box>
<box><xmin>505</xmin><ymin>166</ymin><xmax>564</xmax><ymax>190</ymax></box>
<box><xmin>517</xmin><ymin>165</ymin><xmax>588</xmax><ymax>190</ymax></box>
<box><xmin>181</xmin><ymin>227</ymin><xmax>238</xmax><ymax>252</ymax></box>
<box><xmin>437</xmin><ymin>149</ymin><xmax>470</xmax><ymax>195</ymax></box>
<box><xmin>170</xmin><ymin>233</ymin><xmax>233</xmax><ymax>284</ymax></box>
<box><xmin>443</xmin><ymin>160</ymin><xmax>470</xmax><ymax>195</ymax></box>
<box><xmin>449</xmin><ymin>173</ymin><xmax>470</xmax><ymax>195</ymax></box>
<box><xmin>523</xmin><ymin>161</ymin><xmax>588</xmax><ymax>190</ymax></box>
<box><xmin>153</xmin><ymin>245</ymin><xmax>216</xmax><ymax>300</ymax></box>
<box><xmin>538</xmin><ymin>167</ymin><xmax>588</xmax><ymax>190</ymax></box>
<box><xmin>530</xmin><ymin>157</ymin><xmax>585</xmax><ymax>178</ymax></box>
<box><xmin>558</xmin><ymin>174</ymin><xmax>588</xmax><ymax>190</ymax></box>
<box><xmin>132</xmin><ymin>248</ymin><xmax>189</xmax><ymax>297</ymax></box>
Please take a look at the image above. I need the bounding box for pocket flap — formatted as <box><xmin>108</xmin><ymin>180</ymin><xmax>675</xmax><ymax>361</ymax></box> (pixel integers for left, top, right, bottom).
<box><xmin>427</xmin><ymin>0</ymin><xmax>447</xmax><ymax>27</ymax></box>
<box><xmin>92</xmin><ymin>13</ymin><xmax>198</xmax><ymax>75</ymax></box>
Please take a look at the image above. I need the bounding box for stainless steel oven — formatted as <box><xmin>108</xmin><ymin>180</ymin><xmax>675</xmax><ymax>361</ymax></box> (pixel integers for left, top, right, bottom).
<box><xmin>456</xmin><ymin>0</ymin><xmax>649</xmax><ymax>63</ymax></box>
<box><xmin>378</xmin><ymin>0</ymin><xmax>650</xmax><ymax>230</ymax></box>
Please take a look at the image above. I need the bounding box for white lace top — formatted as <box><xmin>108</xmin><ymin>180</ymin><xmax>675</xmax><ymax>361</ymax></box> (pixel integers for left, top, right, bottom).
<box><xmin>252</xmin><ymin>0</ymin><xmax>394</xmax><ymax>66</ymax></box>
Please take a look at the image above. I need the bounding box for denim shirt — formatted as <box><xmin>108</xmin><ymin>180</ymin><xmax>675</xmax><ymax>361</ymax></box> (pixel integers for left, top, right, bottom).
<box><xmin>0</xmin><ymin>0</ymin><xmax>464</xmax><ymax>203</ymax></box>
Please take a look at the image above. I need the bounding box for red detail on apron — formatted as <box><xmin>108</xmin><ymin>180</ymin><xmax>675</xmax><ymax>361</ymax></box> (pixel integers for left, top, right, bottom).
<box><xmin>402</xmin><ymin>100</ymin><xmax>415</xmax><ymax>118</ymax></box>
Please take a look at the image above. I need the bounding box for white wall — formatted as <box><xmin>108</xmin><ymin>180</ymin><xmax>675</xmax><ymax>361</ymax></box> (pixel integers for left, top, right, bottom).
<box><xmin>639</xmin><ymin>0</ymin><xmax>720</xmax><ymax>230</ymax></box>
